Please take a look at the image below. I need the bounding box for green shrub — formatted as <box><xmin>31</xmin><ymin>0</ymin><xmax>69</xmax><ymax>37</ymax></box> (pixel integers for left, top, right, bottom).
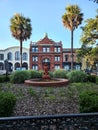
<box><xmin>79</xmin><ymin>91</ymin><xmax>98</xmax><ymax>113</ymax></box>
<box><xmin>96</xmin><ymin>76</ymin><xmax>98</xmax><ymax>84</ymax></box>
<box><xmin>53</xmin><ymin>69</ymin><xmax>67</xmax><ymax>78</ymax></box>
<box><xmin>0</xmin><ymin>92</ymin><xmax>16</xmax><ymax>117</ymax></box>
<box><xmin>0</xmin><ymin>75</ymin><xmax>5</xmax><ymax>82</ymax></box>
<box><xmin>29</xmin><ymin>70</ymin><xmax>42</xmax><ymax>79</ymax></box>
<box><xmin>49</xmin><ymin>71</ymin><xmax>54</xmax><ymax>78</ymax></box>
<box><xmin>87</xmin><ymin>75</ymin><xmax>96</xmax><ymax>83</ymax></box>
<box><xmin>66</xmin><ymin>70</ymin><xmax>87</xmax><ymax>82</ymax></box>
<box><xmin>10</xmin><ymin>70</ymin><xmax>30</xmax><ymax>83</ymax></box>
<box><xmin>0</xmin><ymin>75</ymin><xmax>10</xmax><ymax>82</ymax></box>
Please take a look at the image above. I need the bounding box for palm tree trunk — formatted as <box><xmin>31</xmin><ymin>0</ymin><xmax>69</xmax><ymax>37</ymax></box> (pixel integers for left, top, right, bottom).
<box><xmin>71</xmin><ymin>30</ymin><xmax>74</xmax><ymax>70</ymax></box>
<box><xmin>20</xmin><ymin>39</ymin><xmax>22</xmax><ymax>69</ymax></box>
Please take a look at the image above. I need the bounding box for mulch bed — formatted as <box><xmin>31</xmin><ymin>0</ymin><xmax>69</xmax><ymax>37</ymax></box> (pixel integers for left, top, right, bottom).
<box><xmin>10</xmin><ymin>84</ymin><xmax>79</xmax><ymax>116</ymax></box>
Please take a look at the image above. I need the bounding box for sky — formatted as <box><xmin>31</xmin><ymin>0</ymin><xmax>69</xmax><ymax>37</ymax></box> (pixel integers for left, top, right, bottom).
<box><xmin>0</xmin><ymin>0</ymin><xmax>98</xmax><ymax>49</ymax></box>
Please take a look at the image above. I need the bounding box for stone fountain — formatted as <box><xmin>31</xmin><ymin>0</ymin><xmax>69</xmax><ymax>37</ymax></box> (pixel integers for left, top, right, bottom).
<box><xmin>42</xmin><ymin>63</ymin><xmax>50</xmax><ymax>80</ymax></box>
<box><xmin>25</xmin><ymin>63</ymin><xmax>69</xmax><ymax>87</ymax></box>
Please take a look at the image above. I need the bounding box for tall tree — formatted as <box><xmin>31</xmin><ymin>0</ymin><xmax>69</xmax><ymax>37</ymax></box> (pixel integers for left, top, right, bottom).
<box><xmin>10</xmin><ymin>13</ymin><xmax>32</xmax><ymax>69</ymax></box>
<box><xmin>81</xmin><ymin>10</ymin><xmax>98</xmax><ymax>46</ymax></box>
<box><xmin>76</xmin><ymin>45</ymin><xmax>93</xmax><ymax>69</ymax></box>
<box><xmin>76</xmin><ymin>45</ymin><xmax>92</xmax><ymax>62</ymax></box>
<box><xmin>62</xmin><ymin>4</ymin><xmax>83</xmax><ymax>70</ymax></box>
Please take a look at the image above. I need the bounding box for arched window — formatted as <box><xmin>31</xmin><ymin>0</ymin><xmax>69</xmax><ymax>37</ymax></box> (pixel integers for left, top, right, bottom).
<box><xmin>23</xmin><ymin>52</ymin><xmax>28</xmax><ymax>60</ymax></box>
<box><xmin>43</xmin><ymin>58</ymin><xmax>50</xmax><ymax>63</ymax></box>
<box><xmin>15</xmin><ymin>51</ymin><xmax>19</xmax><ymax>60</ymax></box>
<box><xmin>15</xmin><ymin>62</ymin><xmax>20</xmax><ymax>70</ymax></box>
<box><xmin>22</xmin><ymin>62</ymin><xmax>28</xmax><ymax>69</ymax></box>
<box><xmin>7</xmin><ymin>52</ymin><xmax>12</xmax><ymax>60</ymax></box>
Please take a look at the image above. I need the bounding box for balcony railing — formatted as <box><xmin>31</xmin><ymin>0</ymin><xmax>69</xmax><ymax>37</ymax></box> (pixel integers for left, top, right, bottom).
<box><xmin>0</xmin><ymin>113</ymin><xmax>98</xmax><ymax>130</ymax></box>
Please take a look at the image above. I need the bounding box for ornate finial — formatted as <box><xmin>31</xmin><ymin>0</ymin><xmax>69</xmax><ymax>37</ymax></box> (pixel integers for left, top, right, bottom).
<box><xmin>44</xmin><ymin>33</ymin><xmax>48</xmax><ymax>37</ymax></box>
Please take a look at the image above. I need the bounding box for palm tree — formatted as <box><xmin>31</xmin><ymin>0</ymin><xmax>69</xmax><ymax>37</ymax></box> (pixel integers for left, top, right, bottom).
<box><xmin>62</xmin><ymin>4</ymin><xmax>83</xmax><ymax>70</ymax></box>
<box><xmin>10</xmin><ymin>13</ymin><xmax>32</xmax><ymax>69</ymax></box>
<box><xmin>89</xmin><ymin>0</ymin><xmax>98</xmax><ymax>3</ymax></box>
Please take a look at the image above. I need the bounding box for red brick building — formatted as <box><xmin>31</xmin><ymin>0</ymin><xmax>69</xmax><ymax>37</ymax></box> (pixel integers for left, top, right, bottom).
<box><xmin>62</xmin><ymin>48</ymin><xmax>81</xmax><ymax>70</ymax></box>
<box><xmin>30</xmin><ymin>34</ymin><xmax>81</xmax><ymax>71</ymax></box>
<box><xmin>30</xmin><ymin>34</ymin><xmax>63</xmax><ymax>71</ymax></box>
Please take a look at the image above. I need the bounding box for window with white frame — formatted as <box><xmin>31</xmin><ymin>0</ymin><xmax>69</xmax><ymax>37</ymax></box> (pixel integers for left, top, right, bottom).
<box><xmin>43</xmin><ymin>47</ymin><xmax>50</xmax><ymax>52</ymax></box>
<box><xmin>7</xmin><ymin>52</ymin><xmax>12</xmax><ymax>60</ymax></box>
<box><xmin>32</xmin><ymin>56</ymin><xmax>38</xmax><ymax>62</ymax></box>
<box><xmin>64</xmin><ymin>65</ymin><xmax>69</xmax><ymax>70</ymax></box>
<box><xmin>75</xmin><ymin>65</ymin><xmax>80</xmax><ymax>70</ymax></box>
<box><xmin>54</xmin><ymin>47</ymin><xmax>60</xmax><ymax>52</ymax></box>
<box><xmin>32</xmin><ymin>65</ymin><xmax>38</xmax><ymax>70</ymax></box>
<box><xmin>23</xmin><ymin>52</ymin><xmax>28</xmax><ymax>60</ymax></box>
<box><xmin>32</xmin><ymin>47</ymin><xmax>38</xmax><ymax>52</ymax></box>
<box><xmin>54</xmin><ymin>56</ymin><xmax>60</xmax><ymax>61</ymax></box>
<box><xmin>55</xmin><ymin>65</ymin><xmax>60</xmax><ymax>69</ymax></box>
<box><xmin>15</xmin><ymin>51</ymin><xmax>19</xmax><ymax>60</ymax></box>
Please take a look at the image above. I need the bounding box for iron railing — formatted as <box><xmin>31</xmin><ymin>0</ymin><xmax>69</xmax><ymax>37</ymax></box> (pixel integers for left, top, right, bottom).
<box><xmin>0</xmin><ymin>113</ymin><xmax>98</xmax><ymax>130</ymax></box>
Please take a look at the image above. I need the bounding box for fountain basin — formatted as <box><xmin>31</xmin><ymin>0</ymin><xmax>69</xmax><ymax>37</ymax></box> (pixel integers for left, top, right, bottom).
<box><xmin>25</xmin><ymin>78</ymin><xmax>69</xmax><ymax>87</ymax></box>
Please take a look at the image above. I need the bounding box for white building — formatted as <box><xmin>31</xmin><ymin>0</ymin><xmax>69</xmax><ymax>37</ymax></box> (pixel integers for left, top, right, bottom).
<box><xmin>0</xmin><ymin>46</ymin><xmax>29</xmax><ymax>71</ymax></box>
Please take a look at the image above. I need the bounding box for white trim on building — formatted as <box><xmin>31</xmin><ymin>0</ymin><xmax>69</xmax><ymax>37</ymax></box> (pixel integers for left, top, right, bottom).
<box><xmin>0</xmin><ymin>46</ymin><xmax>29</xmax><ymax>71</ymax></box>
